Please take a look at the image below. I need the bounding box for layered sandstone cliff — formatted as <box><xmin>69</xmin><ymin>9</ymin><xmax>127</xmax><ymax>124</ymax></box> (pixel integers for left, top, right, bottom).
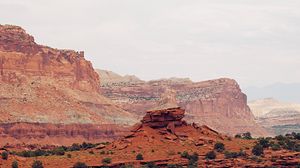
<box><xmin>0</xmin><ymin>122</ymin><xmax>128</xmax><ymax>146</ymax></box>
<box><xmin>99</xmin><ymin>71</ymin><xmax>268</xmax><ymax>137</ymax></box>
<box><xmin>0</xmin><ymin>25</ymin><xmax>137</xmax><ymax>125</ymax></box>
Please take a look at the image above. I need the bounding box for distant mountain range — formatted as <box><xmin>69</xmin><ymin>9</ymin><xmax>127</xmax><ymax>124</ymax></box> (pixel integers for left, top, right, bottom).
<box><xmin>248</xmin><ymin>98</ymin><xmax>300</xmax><ymax>135</ymax></box>
<box><xmin>244</xmin><ymin>83</ymin><xmax>300</xmax><ymax>103</ymax></box>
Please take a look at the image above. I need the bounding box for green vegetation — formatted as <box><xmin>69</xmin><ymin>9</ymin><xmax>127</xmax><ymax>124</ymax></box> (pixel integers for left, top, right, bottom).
<box><xmin>271</xmin><ymin>143</ymin><xmax>281</xmax><ymax>151</ymax></box>
<box><xmin>136</xmin><ymin>153</ymin><xmax>144</xmax><ymax>160</ymax></box>
<box><xmin>180</xmin><ymin>151</ymin><xmax>189</xmax><ymax>158</ymax></box>
<box><xmin>13</xmin><ymin>142</ymin><xmax>100</xmax><ymax>158</ymax></box>
<box><xmin>252</xmin><ymin>144</ymin><xmax>264</xmax><ymax>156</ymax></box>
<box><xmin>31</xmin><ymin>160</ymin><xmax>43</xmax><ymax>168</ymax></box>
<box><xmin>179</xmin><ymin>151</ymin><xmax>198</xmax><ymax>167</ymax></box>
<box><xmin>1</xmin><ymin>151</ymin><xmax>8</xmax><ymax>160</ymax></box>
<box><xmin>141</xmin><ymin>162</ymin><xmax>159</xmax><ymax>168</ymax></box>
<box><xmin>214</xmin><ymin>142</ymin><xmax>225</xmax><ymax>152</ymax></box>
<box><xmin>235</xmin><ymin>132</ymin><xmax>252</xmax><ymax>139</ymax></box>
<box><xmin>73</xmin><ymin>162</ymin><xmax>87</xmax><ymax>168</ymax></box>
<box><xmin>205</xmin><ymin>151</ymin><xmax>216</xmax><ymax>160</ymax></box>
<box><xmin>102</xmin><ymin>157</ymin><xmax>112</xmax><ymax>165</ymax></box>
<box><xmin>272</xmin><ymin>132</ymin><xmax>300</xmax><ymax>152</ymax></box>
<box><xmin>224</xmin><ymin>150</ymin><xmax>246</xmax><ymax>159</ymax></box>
<box><xmin>12</xmin><ymin>160</ymin><xmax>18</xmax><ymax>168</ymax></box>
<box><xmin>258</xmin><ymin>138</ymin><xmax>270</xmax><ymax>148</ymax></box>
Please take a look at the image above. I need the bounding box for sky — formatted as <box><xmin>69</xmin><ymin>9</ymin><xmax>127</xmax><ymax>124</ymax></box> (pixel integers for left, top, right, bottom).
<box><xmin>1</xmin><ymin>0</ymin><xmax>300</xmax><ymax>88</ymax></box>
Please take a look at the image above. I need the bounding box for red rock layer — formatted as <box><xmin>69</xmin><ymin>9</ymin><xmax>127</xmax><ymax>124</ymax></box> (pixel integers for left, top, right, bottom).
<box><xmin>0</xmin><ymin>122</ymin><xmax>128</xmax><ymax>146</ymax></box>
<box><xmin>101</xmin><ymin>77</ymin><xmax>269</xmax><ymax>137</ymax></box>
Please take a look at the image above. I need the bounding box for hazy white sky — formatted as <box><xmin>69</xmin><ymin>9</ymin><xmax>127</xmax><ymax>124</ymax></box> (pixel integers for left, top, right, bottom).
<box><xmin>1</xmin><ymin>0</ymin><xmax>300</xmax><ymax>87</ymax></box>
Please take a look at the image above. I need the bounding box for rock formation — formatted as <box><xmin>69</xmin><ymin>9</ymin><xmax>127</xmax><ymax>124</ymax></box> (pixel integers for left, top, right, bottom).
<box><xmin>99</xmin><ymin>70</ymin><xmax>268</xmax><ymax>136</ymax></box>
<box><xmin>141</xmin><ymin>107</ymin><xmax>185</xmax><ymax>132</ymax></box>
<box><xmin>93</xmin><ymin>108</ymin><xmax>298</xmax><ymax>168</ymax></box>
<box><xmin>0</xmin><ymin>24</ymin><xmax>137</xmax><ymax>125</ymax></box>
<box><xmin>0</xmin><ymin>123</ymin><xmax>128</xmax><ymax>146</ymax></box>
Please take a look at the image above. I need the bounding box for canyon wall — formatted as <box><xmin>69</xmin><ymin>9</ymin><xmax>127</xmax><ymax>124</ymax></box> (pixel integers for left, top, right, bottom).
<box><xmin>99</xmin><ymin>70</ymin><xmax>269</xmax><ymax>137</ymax></box>
<box><xmin>0</xmin><ymin>123</ymin><xmax>128</xmax><ymax>146</ymax></box>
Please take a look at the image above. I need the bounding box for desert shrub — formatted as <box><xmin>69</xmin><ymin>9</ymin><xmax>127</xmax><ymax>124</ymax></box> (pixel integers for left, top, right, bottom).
<box><xmin>294</xmin><ymin>144</ymin><xmax>300</xmax><ymax>152</ymax></box>
<box><xmin>189</xmin><ymin>152</ymin><xmax>199</xmax><ymax>162</ymax></box>
<box><xmin>179</xmin><ymin>151</ymin><xmax>198</xmax><ymax>167</ymax></box>
<box><xmin>136</xmin><ymin>153</ymin><xmax>144</xmax><ymax>160</ymax></box>
<box><xmin>252</xmin><ymin>144</ymin><xmax>264</xmax><ymax>156</ymax></box>
<box><xmin>205</xmin><ymin>151</ymin><xmax>216</xmax><ymax>160</ymax></box>
<box><xmin>107</xmin><ymin>150</ymin><xmax>114</xmax><ymax>155</ymax></box>
<box><xmin>238</xmin><ymin>150</ymin><xmax>247</xmax><ymax>157</ymax></box>
<box><xmin>224</xmin><ymin>151</ymin><xmax>239</xmax><ymax>159</ymax></box>
<box><xmin>180</xmin><ymin>151</ymin><xmax>189</xmax><ymax>158</ymax></box>
<box><xmin>81</xmin><ymin>142</ymin><xmax>96</xmax><ymax>149</ymax></box>
<box><xmin>31</xmin><ymin>160</ymin><xmax>43</xmax><ymax>168</ymax></box>
<box><xmin>242</xmin><ymin>132</ymin><xmax>252</xmax><ymax>140</ymax></box>
<box><xmin>214</xmin><ymin>142</ymin><xmax>225</xmax><ymax>152</ymax></box>
<box><xmin>70</xmin><ymin>143</ymin><xmax>81</xmax><ymax>151</ymax></box>
<box><xmin>293</xmin><ymin>132</ymin><xmax>300</xmax><ymax>140</ymax></box>
<box><xmin>250</xmin><ymin>156</ymin><xmax>263</xmax><ymax>163</ymax></box>
<box><xmin>285</xmin><ymin>139</ymin><xmax>296</xmax><ymax>150</ymax></box>
<box><xmin>34</xmin><ymin>149</ymin><xmax>47</xmax><ymax>156</ymax></box>
<box><xmin>52</xmin><ymin>147</ymin><xmax>65</xmax><ymax>156</ymax></box>
<box><xmin>235</xmin><ymin>134</ymin><xmax>242</xmax><ymax>138</ymax></box>
<box><xmin>102</xmin><ymin>157</ymin><xmax>112</xmax><ymax>165</ymax></box>
<box><xmin>73</xmin><ymin>162</ymin><xmax>87</xmax><ymax>168</ymax></box>
<box><xmin>258</xmin><ymin>138</ymin><xmax>270</xmax><ymax>148</ymax></box>
<box><xmin>89</xmin><ymin>151</ymin><xmax>94</xmax><ymax>155</ymax></box>
<box><xmin>67</xmin><ymin>153</ymin><xmax>72</xmax><ymax>158</ymax></box>
<box><xmin>271</xmin><ymin>143</ymin><xmax>281</xmax><ymax>151</ymax></box>
<box><xmin>275</xmin><ymin>135</ymin><xmax>285</xmax><ymax>141</ymax></box>
<box><xmin>100</xmin><ymin>150</ymin><xmax>105</xmax><ymax>155</ymax></box>
<box><xmin>1</xmin><ymin>151</ymin><xmax>8</xmax><ymax>160</ymax></box>
<box><xmin>187</xmin><ymin>152</ymin><xmax>199</xmax><ymax>167</ymax></box>
<box><xmin>12</xmin><ymin>160</ymin><xmax>18</xmax><ymax>168</ymax></box>
<box><xmin>141</xmin><ymin>162</ymin><xmax>159</xmax><ymax>168</ymax></box>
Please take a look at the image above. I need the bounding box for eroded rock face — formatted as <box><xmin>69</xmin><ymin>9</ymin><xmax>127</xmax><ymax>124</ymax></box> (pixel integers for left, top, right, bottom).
<box><xmin>100</xmin><ymin>71</ymin><xmax>269</xmax><ymax>137</ymax></box>
<box><xmin>0</xmin><ymin>122</ymin><xmax>128</xmax><ymax>146</ymax></box>
<box><xmin>142</xmin><ymin>107</ymin><xmax>185</xmax><ymax>130</ymax></box>
<box><xmin>0</xmin><ymin>25</ymin><xmax>137</xmax><ymax>125</ymax></box>
<box><xmin>0</xmin><ymin>25</ymin><xmax>99</xmax><ymax>92</ymax></box>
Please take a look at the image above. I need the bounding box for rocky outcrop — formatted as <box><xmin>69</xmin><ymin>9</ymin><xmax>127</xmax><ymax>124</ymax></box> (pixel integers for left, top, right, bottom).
<box><xmin>0</xmin><ymin>25</ymin><xmax>137</xmax><ymax>125</ymax></box>
<box><xmin>100</xmin><ymin>70</ymin><xmax>269</xmax><ymax>137</ymax></box>
<box><xmin>141</xmin><ymin>107</ymin><xmax>185</xmax><ymax>131</ymax></box>
<box><xmin>0</xmin><ymin>122</ymin><xmax>128</xmax><ymax>146</ymax></box>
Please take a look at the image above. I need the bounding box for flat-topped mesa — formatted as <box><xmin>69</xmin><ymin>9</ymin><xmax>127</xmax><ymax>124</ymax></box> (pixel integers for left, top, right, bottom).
<box><xmin>0</xmin><ymin>24</ymin><xmax>100</xmax><ymax>92</ymax></box>
<box><xmin>141</xmin><ymin>107</ymin><xmax>186</xmax><ymax>133</ymax></box>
